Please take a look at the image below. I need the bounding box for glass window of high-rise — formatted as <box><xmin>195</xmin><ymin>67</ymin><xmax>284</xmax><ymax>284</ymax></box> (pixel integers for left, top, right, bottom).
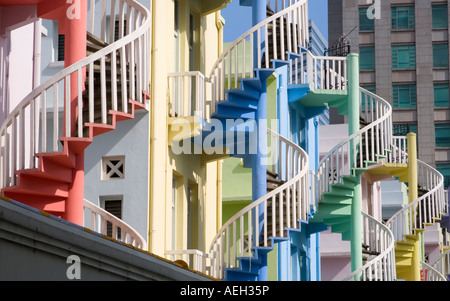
<box><xmin>360</xmin><ymin>46</ymin><xmax>375</xmax><ymax>70</ymax></box>
<box><xmin>393</xmin><ymin>85</ymin><xmax>417</xmax><ymax>108</ymax></box>
<box><xmin>435</xmin><ymin>124</ymin><xmax>450</xmax><ymax>147</ymax></box>
<box><xmin>433</xmin><ymin>44</ymin><xmax>449</xmax><ymax>68</ymax></box>
<box><xmin>432</xmin><ymin>5</ymin><xmax>448</xmax><ymax>29</ymax></box>
<box><xmin>359</xmin><ymin>7</ymin><xmax>374</xmax><ymax>31</ymax></box>
<box><xmin>392</xmin><ymin>45</ymin><xmax>416</xmax><ymax>69</ymax></box>
<box><xmin>391</xmin><ymin>6</ymin><xmax>415</xmax><ymax>30</ymax></box>
<box><xmin>434</xmin><ymin>83</ymin><xmax>450</xmax><ymax>107</ymax></box>
<box><xmin>436</xmin><ymin>164</ymin><xmax>450</xmax><ymax>188</ymax></box>
<box><xmin>393</xmin><ymin>124</ymin><xmax>417</xmax><ymax>136</ymax></box>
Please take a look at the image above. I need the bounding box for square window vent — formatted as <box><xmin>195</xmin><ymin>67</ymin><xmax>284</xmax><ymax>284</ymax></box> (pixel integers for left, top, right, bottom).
<box><xmin>102</xmin><ymin>156</ymin><xmax>125</xmax><ymax>180</ymax></box>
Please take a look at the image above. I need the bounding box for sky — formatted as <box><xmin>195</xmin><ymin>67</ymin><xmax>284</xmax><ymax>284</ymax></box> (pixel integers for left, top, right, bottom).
<box><xmin>221</xmin><ymin>0</ymin><xmax>328</xmax><ymax>43</ymax></box>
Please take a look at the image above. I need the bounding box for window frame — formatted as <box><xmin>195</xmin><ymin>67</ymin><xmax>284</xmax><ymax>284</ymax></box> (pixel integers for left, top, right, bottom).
<box><xmin>360</xmin><ymin>46</ymin><xmax>375</xmax><ymax>70</ymax></box>
<box><xmin>433</xmin><ymin>43</ymin><xmax>449</xmax><ymax>68</ymax></box>
<box><xmin>432</xmin><ymin>4</ymin><xmax>448</xmax><ymax>29</ymax></box>
<box><xmin>391</xmin><ymin>6</ymin><xmax>415</xmax><ymax>30</ymax></box>
<box><xmin>434</xmin><ymin>83</ymin><xmax>450</xmax><ymax>108</ymax></box>
<box><xmin>392</xmin><ymin>45</ymin><xmax>416</xmax><ymax>69</ymax></box>
<box><xmin>392</xmin><ymin>84</ymin><xmax>417</xmax><ymax>109</ymax></box>
<box><xmin>359</xmin><ymin>7</ymin><xmax>375</xmax><ymax>31</ymax></box>
<box><xmin>435</xmin><ymin>123</ymin><xmax>450</xmax><ymax>147</ymax></box>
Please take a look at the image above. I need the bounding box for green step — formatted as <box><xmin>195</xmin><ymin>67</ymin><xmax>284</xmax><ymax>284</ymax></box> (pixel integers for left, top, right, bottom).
<box><xmin>330</xmin><ymin>222</ymin><xmax>350</xmax><ymax>234</ymax></box>
<box><xmin>341</xmin><ymin>175</ymin><xmax>357</xmax><ymax>184</ymax></box>
<box><xmin>365</xmin><ymin>160</ymin><xmax>378</xmax><ymax>167</ymax></box>
<box><xmin>319</xmin><ymin>203</ymin><xmax>352</xmax><ymax>216</ymax></box>
<box><xmin>323</xmin><ymin>216</ymin><xmax>350</xmax><ymax>226</ymax></box>
<box><xmin>321</xmin><ymin>193</ymin><xmax>353</xmax><ymax>205</ymax></box>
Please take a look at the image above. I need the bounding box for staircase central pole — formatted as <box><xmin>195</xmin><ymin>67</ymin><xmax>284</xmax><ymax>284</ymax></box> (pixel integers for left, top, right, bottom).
<box><xmin>407</xmin><ymin>132</ymin><xmax>421</xmax><ymax>281</ymax></box>
<box><xmin>347</xmin><ymin>53</ymin><xmax>363</xmax><ymax>274</ymax></box>
<box><xmin>251</xmin><ymin>0</ymin><xmax>268</xmax><ymax>281</ymax></box>
<box><xmin>64</xmin><ymin>0</ymin><xmax>87</xmax><ymax>226</ymax></box>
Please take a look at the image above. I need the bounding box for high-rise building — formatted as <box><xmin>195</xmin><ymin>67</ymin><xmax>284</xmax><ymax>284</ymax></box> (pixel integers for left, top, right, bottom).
<box><xmin>328</xmin><ymin>0</ymin><xmax>450</xmax><ymax>188</ymax></box>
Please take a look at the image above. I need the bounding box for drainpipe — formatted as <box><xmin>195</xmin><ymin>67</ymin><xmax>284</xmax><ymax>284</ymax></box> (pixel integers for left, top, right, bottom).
<box><xmin>347</xmin><ymin>53</ymin><xmax>362</xmax><ymax>274</ymax></box>
<box><xmin>149</xmin><ymin>0</ymin><xmax>168</xmax><ymax>256</ymax></box>
<box><xmin>33</xmin><ymin>19</ymin><xmax>41</xmax><ymax>90</ymax></box>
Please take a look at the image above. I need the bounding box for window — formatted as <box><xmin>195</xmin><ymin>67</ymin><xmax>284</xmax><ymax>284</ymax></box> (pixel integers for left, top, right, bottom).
<box><xmin>432</xmin><ymin>5</ymin><xmax>448</xmax><ymax>29</ymax></box>
<box><xmin>392</xmin><ymin>45</ymin><xmax>416</xmax><ymax>69</ymax></box>
<box><xmin>102</xmin><ymin>156</ymin><xmax>125</xmax><ymax>180</ymax></box>
<box><xmin>393</xmin><ymin>85</ymin><xmax>417</xmax><ymax>108</ymax></box>
<box><xmin>58</xmin><ymin>34</ymin><xmax>65</xmax><ymax>62</ymax></box>
<box><xmin>434</xmin><ymin>83</ymin><xmax>450</xmax><ymax>107</ymax></box>
<box><xmin>114</xmin><ymin>19</ymin><xmax>127</xmax><ymax>42</ymax></box>
<box><xmin>433</xmin><ymin>44</ymin><xmax>449</xmax><ymax>68</ymax></box>
<box><xmin>393</xmin><ymin>124</ymin><xmax>417</xmax><ymax>137</ymax></box>
<box><xmin>436</xmin><ymin>164</ymin><xmax>450</xmax><ymax>188</ymax></box>
<box><xmin>101</xmin><ymin>196</ymin><xmax>123</xmax><ymax>239</ymax></box>
<box><xmin>360</xmin><ymin>46</ymin><xmax>375</xmax><ymax>70</ymax></box>
<box><xmin>391</xmin><ymin>6</ymin><xmax>415</xmax><ymax>30</ymax></box>
<box><xmin>435</xmin><ymin>124</ymin><xmax>450</xmax><ymax>147</ymax></box>
<box><xmin>359</xmin><ymin>7</ymin><xmax>374</xmax><ymax>31</ymax></box>
<box><xmin>362</xmin><ymin>85</ymin><xmax>376</xmax><ymax>94</ymax></box>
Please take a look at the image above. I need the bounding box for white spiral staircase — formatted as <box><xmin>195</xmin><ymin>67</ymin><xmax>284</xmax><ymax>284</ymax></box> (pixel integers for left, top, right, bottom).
<box><xmin>0</xmin><ymin>0</ymin><xmax>151</xmax><ymax>248</ymax></box>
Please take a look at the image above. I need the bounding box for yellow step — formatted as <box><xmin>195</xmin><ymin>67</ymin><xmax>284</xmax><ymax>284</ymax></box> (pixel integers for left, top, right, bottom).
<box><xmin>395</xmin><ymin>256</ymin><xmax>412</xmax><ymax>267</ymax></box>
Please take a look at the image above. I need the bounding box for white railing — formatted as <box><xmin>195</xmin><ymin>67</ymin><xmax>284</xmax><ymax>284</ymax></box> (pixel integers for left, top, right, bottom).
<box><xmin>0</xmin><ymin>0</ymin><xmax>151</xmax><ymax>189</ymax></box>
<box><xmin>343</xmin><ymin>212</ymin><xmax>396</xmax><ymax>281</ymax></box>
<box><xmin>289</xmin><ymin>50</ymin><xmax>348</xmax><ymax>91</ymax></box>
<box><xmin>314</xmin><ymin>88</ymin><xmax>393</xmax><ymax>203</ymax></box>
<box><xmin>208</xmin><ymin>129</ymin><xmax>309</xmax><ymax>279</ymax></box>
<box><xmin>389</xmin><ymin>136</ymin><xmax>408</xmax><ymax>164</ymax></box>
<box><xmin>430</xmin><ymin>249</ymin><xmax>450</xmax><ymax>280</ymax></box>
<box><xmin>84</xmin><ymin>199</ymin><xmax>147</xmax><ymax>250</ymax></box>
<box><xmin>166</xmin><ymin>249</ymin><xmax>213</xmax><ymax>276</ymax></box>
<box><xmin>168</xmin><ymin>71</ymin><xmax>208</xmax><ymax>120</ymax></box>
<box><xmin>386</xmin><ymin>159</ymin><xmax>446</xmax><ymax>242</ymax></box>
<box><xmin>421</xmin><ymin>261</ymin><xmax>447</xmax><ymax>281</ymax></box>
<box><xmin>209</xmin><ymin>0</ymin><xmax>308</xmax><ymax>113</ymax></box>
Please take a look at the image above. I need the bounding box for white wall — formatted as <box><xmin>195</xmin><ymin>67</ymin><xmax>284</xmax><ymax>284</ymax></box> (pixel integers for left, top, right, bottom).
<box><xmin>84</xmin><ymin>110</ymin><xmax>149</xmax><ymax>242</ymax></box>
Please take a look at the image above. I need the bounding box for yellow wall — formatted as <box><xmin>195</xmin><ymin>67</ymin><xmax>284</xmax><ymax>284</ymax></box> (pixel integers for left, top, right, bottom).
<box><xmin>149</xmin><ymin>0</ymin><xmax>226</xmax><ymax>257</ymax></box>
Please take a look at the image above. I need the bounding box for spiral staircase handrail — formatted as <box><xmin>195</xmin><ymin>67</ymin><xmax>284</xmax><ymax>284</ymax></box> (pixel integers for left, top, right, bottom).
<box><xmin>208</xmin><ymin>129</ymin><xmax>309</xmax><ymax>279</ymax></box>
<box><xmin>0</xmin><ymin>0</ymin><xmax>151</xmax><ymax>138</ymax></box>
<box><xmin>342</xmin><ymin>212</ymin><xmax>396</xmax><ymax>281</ymax></box>
<box><xmin>314</xmin><ymin>88</ymin><xmax>393</xmax><ymax>202</ymax></box>
<box><xmin>84</xmin><ymin>198</ymin><xmax>147</xmax><ymax>250</ymax></box>
<box><xmin>208</xmin><ymin>0</ymin><xmax>308</xmax><ymax>108</ymax></box>
<box><xmin>430</xmin><ymin>248</ymin><xmax>450</xmax><ymax>278</ymax></box>
<box><xmin>385</xmin><ymin>159</ymin><xmax>446</xmax><ymax>241</ymax></box>
<box><xmin>421</xmin><ymin>261</ymin><xmax>447</xmax><ymax>281</ymax></box>
<box><xmin>0</xmin><ymin>0</ymin><xmax>151</xmax><ymax>189</ymax></box>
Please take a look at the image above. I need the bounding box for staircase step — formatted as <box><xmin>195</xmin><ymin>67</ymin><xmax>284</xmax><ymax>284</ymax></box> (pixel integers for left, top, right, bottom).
<box><xmin>321</xmin><ymin>193</ymin><xmax>353</xmax><ymax>205</ymax></box>
<box><xmin>341</xmin><ymin>175</ymin><xmax>358</xmax><ymax>184</ymax></box>
<box><xmin>319</xmin><ymin>203</ymin><xmax>352</xmax><ymax>216</ymax></box>
<box><xmin>395</xmin><ymin>256</ymin><xmax>413</xmax><ymax>267</ymax></box>
<box><xmin>225</xmin><ymin>268</ymin><xmax>259</xmax><ymax>281</ymax></box>
<box><xmin>330</xmin><ymin>222</ymin><xmax>350</xmax><ymax>234</ymax></box>
<box><xmin>14</xmin><ymin>175</ymin><xmax>69</xmax><ymax>198</ymax></box>
<box><xmin>226</xmin><ymin>89</ymin><xmax>259</xmax><ymax>109</ymax></box>
<box><xmin>395</xmin><ymin>241</ymin><xmax>415</xmax><ymax>252</ymax></box>
<box><xmin>323</xmin><ymin>216</ymin><xmax>350</xmax><ymax>226</ymax></box>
